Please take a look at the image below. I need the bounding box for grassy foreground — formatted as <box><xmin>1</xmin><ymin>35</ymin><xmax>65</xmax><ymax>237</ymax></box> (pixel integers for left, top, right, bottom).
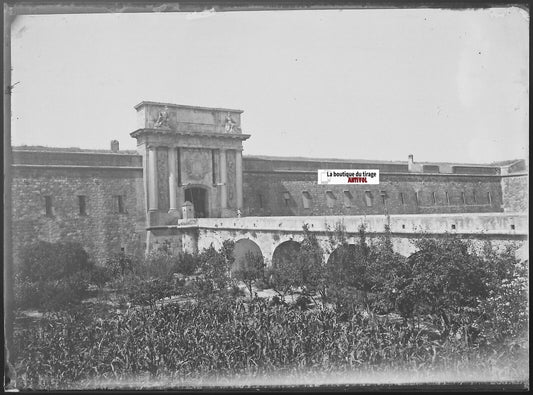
<box><xmin>12</xmin><ymin>297</ymin><xmax>528</xmax><ymax>390</ymax></box>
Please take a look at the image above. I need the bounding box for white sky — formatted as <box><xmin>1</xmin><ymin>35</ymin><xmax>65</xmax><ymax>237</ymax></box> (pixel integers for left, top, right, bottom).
<box><xmin>10</xmin><ymin>7</ymin><xmax>529</xmax><ymax>163</ymax></box>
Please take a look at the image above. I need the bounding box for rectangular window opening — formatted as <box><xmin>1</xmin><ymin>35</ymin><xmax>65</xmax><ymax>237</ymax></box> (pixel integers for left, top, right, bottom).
<box><xmin>472</xmin><ymin>190</ymin><xmax>477</xmax><ymax>204</ymax></box>
<box><xmin>114</xmin><ymin>195</ymin><xmax>125</xmax><ymax>214</ymax></box>
<box><xmin>461</xmin><ymin>191</ymin><xmax>466</xmax><ymax>205</ymax></box>
<box><xmin>380</xmin><ymin>191</ymin><xmax>387</xmax><ymax>205</ymax></box>
<box><xmin>302</xmin><ymin>191</ymin><xmax>312</xmax><ymax>209</ymax></box>
<box><xmin>78</xmin><ymin>195</ymin><xmax>87</xmax><ymax>216</ymax></box>
<box><xmin>445</xmin><ymin>191</ymin><xmax>450</xmax><ymax>205</ymax></box>
<box><xmin>415</xmin><ymin>191</ymin><xmax>419</xmax><ymax>206</ymax></box>
<box><xmin>258</xmin><ymin>194</ymin><xmax>263</xmax><ymax>209</ymax></box>
<box><xmin>364</xmin><ymin>191</ymin><xmax>373</xmax><ymax>207</ymax></box>
<box><xmin>343</xmin><ymin>190</ymin><xmax>353</xmax><ymax>208</ymax></box>
<box><xmin>399</xmin><ymin>192</ymin><xmax>405</xmax><ymax>205</ymax></box>
<box><xmin>326</xmin><ymin>191</ymin><xmax>336</xmax><ymax>208</ymax></box>
<box><xmin>45</xmin><ymin>196</ymin><xmax>53</xmax><ymax>217</ymax></box>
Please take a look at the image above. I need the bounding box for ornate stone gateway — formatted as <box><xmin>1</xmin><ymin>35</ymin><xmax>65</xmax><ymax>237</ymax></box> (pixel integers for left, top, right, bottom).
<box><xmin>131</xmin><ymin>101</ymin><xmax>251</xmax><ymax>228</ymax></box>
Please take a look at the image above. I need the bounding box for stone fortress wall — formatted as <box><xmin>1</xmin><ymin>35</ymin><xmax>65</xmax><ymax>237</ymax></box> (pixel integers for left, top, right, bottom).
<box><xmin>9</xmin><ymin>102</ymin><xmax>528</xmax><ymax>266</ymax></box>
<box><xmin>10</xmin><ymin>148</ymin><xmax>146</xmax><ymax>265</ymax></box>
<box><xmin>242</xmin><ymin>156</ymin><xmax>510</xmax><ymax>217</ymax></box>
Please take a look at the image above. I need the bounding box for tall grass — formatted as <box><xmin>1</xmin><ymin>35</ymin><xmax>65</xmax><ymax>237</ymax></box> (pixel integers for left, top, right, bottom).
<box><xmin>13</xmin><ymin>298</ymin><xmax>528</xmax><ymax>389</ymax></box>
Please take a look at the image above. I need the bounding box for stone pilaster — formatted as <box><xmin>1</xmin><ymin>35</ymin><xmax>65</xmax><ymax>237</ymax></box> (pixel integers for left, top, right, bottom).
<box><xmin>147</xmin><ymin>145</ymin><xmax>159</xmax><ymax>211</ymax></box>
<box><xmin>168</xmin><ymin>147</ymin><xmax>179</xmax><ymax>213</ymax></box>
<box><xmin>219</xmin><ymin>149</ymin><xmax>227</xmax><ymax>209</ymax></box>
<box><xmin>235</xmin><ymin>149</ymin><xmax>243</xmax><ymax>210</ymax></box>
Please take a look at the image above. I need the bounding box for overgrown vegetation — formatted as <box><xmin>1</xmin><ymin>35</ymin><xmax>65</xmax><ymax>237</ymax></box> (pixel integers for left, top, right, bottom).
<box><xmin>14</xmin><ymin>241</ymin><xmax>97</xmax><ymax>310</ymax></box>
<box><xmin>12</xmin><ymin>298</ymin><xmax>528</xmax><ymax>389</ymax></box>
<box><xmin>11</xmin><ymin>226</ymin><xmax>529</xmax><ymax>389</ymax></box>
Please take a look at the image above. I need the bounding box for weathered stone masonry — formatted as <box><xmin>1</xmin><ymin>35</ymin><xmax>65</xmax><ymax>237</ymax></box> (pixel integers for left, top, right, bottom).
<box><xmin>10</xmin><ymin>102</ymin><xmax>528</xmax><ymax>266</ymax></box>
<box><xmin>11</xmin><ymin>150</ymin><xmax>145</xmax><ymax>265</ymax></box>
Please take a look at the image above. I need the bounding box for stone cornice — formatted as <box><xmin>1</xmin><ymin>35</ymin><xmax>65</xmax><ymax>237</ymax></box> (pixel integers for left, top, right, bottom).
<box><xmin>130</xmin><ymin>128</ymin><xmax>250</xmax><ymax>141</ymax></box>
<box><xmin>11</xmin><ymin>164</ymin><xmax>143</xmax><ymax>171</ymax></box>
<box><xmin>243</xmin><ymin>169</ymin><xmax>506</xmax><ymax>178</ymax></box>
<box><xmin>134</xmin><ymin>101</ymin><xmax>243</xmax><ymax>113</ymax></box>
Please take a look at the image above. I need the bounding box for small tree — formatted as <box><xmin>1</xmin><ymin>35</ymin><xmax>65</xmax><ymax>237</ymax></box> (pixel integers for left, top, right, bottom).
<box><xmin>199</xmin><ymin>244</ymin><xmax>232</xmax><ymax>291</ymax></box>
<box><xmin>16</xmin><ymin>241</ymin><xmax>95</xmax><ymax>310</ymax></box>
<box><xmin>270</xmin><ymin>224</ymin><xmax>326</xmax><ymax>303</ymax></box>
<box><xmin>233</xmin><ymin>251</ymin><xmax>265</xmax><ymax>300</ymax></box>
<box><xmin>326</xmin><ymin>224</ymin><xmax>375</xmax><ymax>306</ymax></box>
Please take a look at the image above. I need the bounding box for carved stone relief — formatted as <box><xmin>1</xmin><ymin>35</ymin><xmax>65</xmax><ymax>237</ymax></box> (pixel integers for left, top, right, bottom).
<box><xmin>156</xmin><ymin>148</ymin><xmax>170</xmax><ymax>211</ymax></box>
<box><xmin>226</xmin><ymin>150</ymin><xmax>236</xmax><ymax>208</ymax></box>
<box><xmin>182</xmin><ymin>148</ymin><xmax>211</xmax><ymax>185</ymax></box>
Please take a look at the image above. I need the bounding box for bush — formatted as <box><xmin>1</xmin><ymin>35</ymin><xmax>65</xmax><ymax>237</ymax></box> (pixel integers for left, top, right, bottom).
<box><xmin>232</xmin><ymin>251</ymin><xmax>265</xmax><ymax>300</ymax></box>
<box><xmin>105</xmin><ymin>252</ymin><xmax>135</xmax><ymax>277</ymax></box>
<box><xmin>270</xmin><ymin>224</ymin><xmax>326</xmax><ymax>301</ymax></box>
<box><xmin>89</xmin><ymin>265</ymin><xmax>113</xmax><ymax>287</ymax></box>
<box><xmin>19</xmin><ymin>241</ymin><xmax>93</xmax><ymax>283</ymax></box>
<box><xmin>126</xmin><ymin>278</ymin><xmax>178</xmax><ymax>307</ymax></box>
<box><xmin>477</xmin><ymin>248</ymin><xmax>528</xmax><ymax>344</ymax></box>
<box><xmin>140</xmin><ymin>248</ymin><xmax>176</xmax><ymax>279</ymax></box>
<box><xmin>198</xmin><ymin>244</ymin><xmax>232</xmax><ymax>291</ymax></box>
<box><xmin>15</xmin><ymin>241</ymin><xmax>95</xmax><ymax>310</ymax></box>
<box><xmin>174</xmin><ymin>252</ymin><xmax>200</xmax><ymax>275</ymax></box>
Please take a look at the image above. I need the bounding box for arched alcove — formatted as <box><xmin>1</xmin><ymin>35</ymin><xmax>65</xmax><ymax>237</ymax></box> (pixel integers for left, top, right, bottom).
<box><xmin>232</xmin><ymin>238</ymin><xmax>264</xmax><ymax>271</ymax></box>
<box><xmin>272</xmin><ymin>240</ymin><xmax>301</xmax><ymax>268</ymax></box>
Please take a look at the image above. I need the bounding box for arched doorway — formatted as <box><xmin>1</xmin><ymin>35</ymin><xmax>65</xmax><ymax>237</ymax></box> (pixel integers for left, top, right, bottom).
<box><xmin>184</xmin><ymin>187</ymin><xmax>208</xmax><ymax>218</ymax></box>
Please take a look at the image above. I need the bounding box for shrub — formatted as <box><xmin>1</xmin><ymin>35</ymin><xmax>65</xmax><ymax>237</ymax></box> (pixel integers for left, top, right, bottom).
<box><xmin>105</xmin><ymin>252</ymin><xmax>135</xmax><ymax>277</ymax></box>
<box><xmin>232</xmin><ymin>251</ymin><xmax>265</xmax><ymax>300</ymax></box>
<box><xmin>19</xmin><ymin>241</ymin><xmax>93</xmax><ymax>283</ymax></box>
<box><xmin>270</xmin><ymin>224</ymin><xmax>325</xmax><ymax>301</ymax></box>
<box><xmin>15</xmin><ymin>241</ymin><xmax>95</xmax><ymax>310</ymax></box>
<box><xmin>198</xmin><ymin>244</ymin><xmax>232</xmax><ymax>291</ymax></box>
<box><xmin>174</xmin><ymin>252</ymin><xmax>200</xmax><ymax>275</ymax></box>
<box><xmin>140</xmin><ymin>248</ymin><xmax>176</xmax><ymax>279</ymax></box>
<box><xmin>89</xmin><ymin>265</ymin><xmax>113</xmax><ymax>287</ymax></box>
<box><xmin>126</xmin><ymin>278</ymin><xmax>178</xmax><ymax>307</ymax></box>
<box><xmin>477</xmin><ymin>247</ymin><xmax>528</xmax><ymax>344</ymax></box>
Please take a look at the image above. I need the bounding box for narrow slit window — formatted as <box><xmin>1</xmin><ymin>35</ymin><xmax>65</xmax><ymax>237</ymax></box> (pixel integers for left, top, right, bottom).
<box><xmin>487</xmin><ymin>191</ymin><xmax>492</xmax><ymax>205</ymax></box>
<box><xmin>364</xmin><ymin>191</ymin><xmax>373</xmax><ymax>207</ymax></box>
<box><xmin>472</xmin><ymin>190</ymin><xmax>477</xmax><ymax>204</ymax></box>
<box><xmin>461</xmin><ymin>191</ymin><xmax>466</xmax><ymax>205</ymax></box>
<box><xmin>432</xmin><ymin>192</ymin><xmax>437</xmax><ymax>205</ymax></box>
<box><xmin>326</xmin><ymin>191</ymin><xmax>336</xmax><ymax>208</ymax></box>
<box><xmin>78</xmin><ymin>195</ymin><xmax>87</xmax><ymax>216</ymax></box>
<box><xmin>343</xmin><ymin>190</ymin><xmax>353</xmax><ymax>208</ymax></box>
<box><xmin>445</xmin><ymin>191</ymin><xmax>450</xmax><ymax>205</ymax></box>
<box><xmin>399</xmin><ymin>192</ymin><xmax>405</xmax><ymax>205</ymax></box>
<box><xmin>114</xmin><ymin>195</ymin><xmax>125</xmax><ymax>214</ymax></box>
<box><xmin>258</xmin><ymin>194</ymin><xmax>263</xmax><ymax>209</ymax></box>
<box><xmin>45</xmin><ymin>196</ymin><xmax>53</xmax><ymax>217</ymax></box>
<box><xmin>302</xmin><ymin>191</ymin><xmax>312</xmax><ymax>209</ymax></box>
<box><xmin>415</xmin><ymin>191</ymin><xmax>419</xmax><ymax>206</ymax></box>
<box><xmin>380</xmin><ymin>191</ymin><xmax>387</xmax><ymax>205</ymax></box>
